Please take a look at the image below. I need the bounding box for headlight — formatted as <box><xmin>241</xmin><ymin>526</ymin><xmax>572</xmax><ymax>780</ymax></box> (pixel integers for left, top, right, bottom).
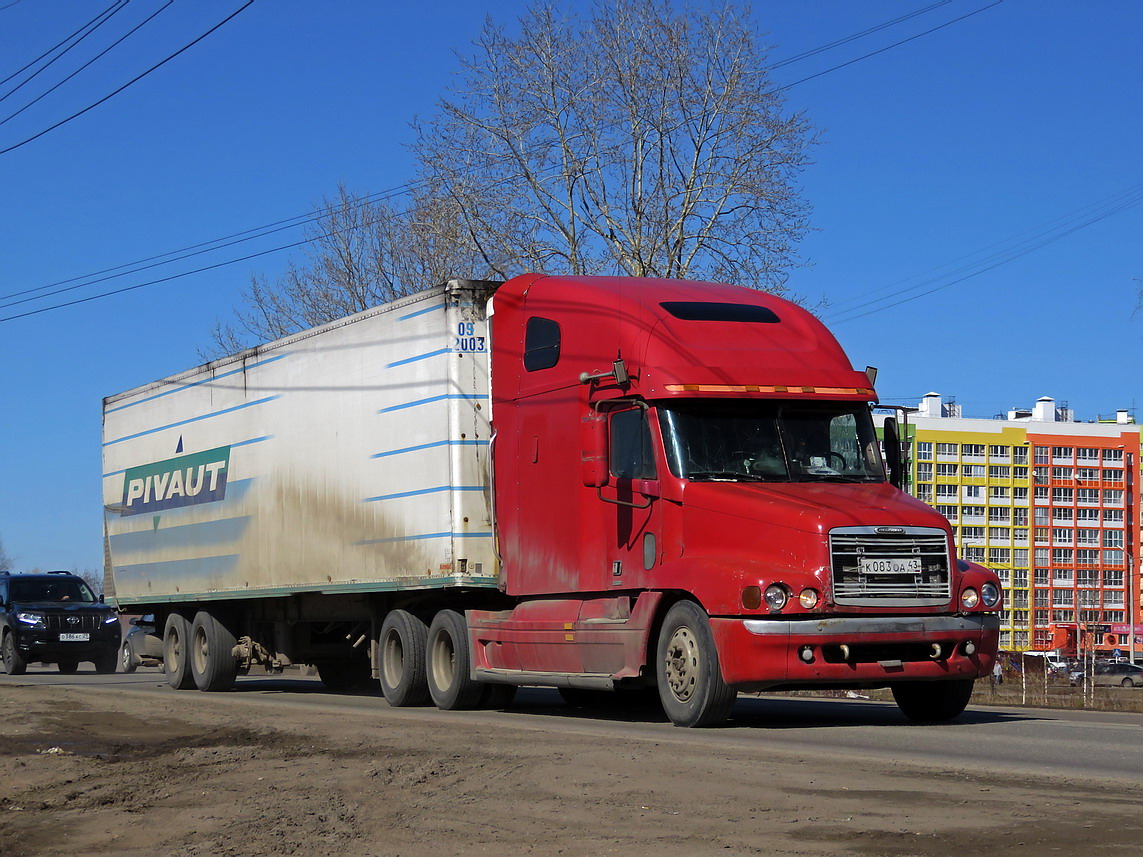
<box><xmin>15</xmin><ymin>612</ymin><xmax>46</xmax><ymax>629</ymax></box>
<box><xmin>980</xmin><ymin>582</ymin><xmax>1001</xmax><ymax>608</ymax></box>
<box><xmin>103</xmin><ymin>614</ymin><xmax>119</xmax><ymax>625</ymax></box>
<box><xmin>798</xmin><ymin>588</ymin><xmax>820</xmax><ymax>609</ymax></box>
<box><xmin>961</xmin><ymin>588</ymin><xmax>980</xmax><ymax>609</ymax></box>
<box><xmin>763</xmin><ymin>584</ymin><xmax>789</xmax><ymax>611</ymax></box>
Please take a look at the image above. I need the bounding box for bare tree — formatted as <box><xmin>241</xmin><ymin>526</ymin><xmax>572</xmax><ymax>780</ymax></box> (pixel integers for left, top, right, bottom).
<box><xmin>217</xmin><ymin>1</ymin><xmax>816</xmax><ymax>352</ymax></box>
<box><xmin>0</xmin><ymin>535</ymin><xmax>12</xmax><ymax>573</ymax></box>
<box><xmin>413</xmin><ymin>0</ymin><xmax>817</xmax><ymax>291</ymax></box>
<box><xmin>210</xmin><ymin>183</ymin><xmax>499</xmax><ymax>354</ymax></box>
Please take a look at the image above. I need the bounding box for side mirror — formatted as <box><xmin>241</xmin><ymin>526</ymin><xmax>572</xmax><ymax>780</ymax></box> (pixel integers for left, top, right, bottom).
<box><xmin>883</xmin><ymin>417</ymin><xmax>903</xmax><ymax>489</ymax></box>
<box><xmin>581</xmin><ymin>412</ymin><xmax>609</xmax><ymax>488</ymax></box>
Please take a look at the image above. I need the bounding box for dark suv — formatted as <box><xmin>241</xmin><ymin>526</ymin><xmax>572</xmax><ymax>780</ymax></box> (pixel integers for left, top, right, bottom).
<box><xmin>1</xmin><ymin>571</ymin><xmax>121</xmax><ymax>674</ymax></box>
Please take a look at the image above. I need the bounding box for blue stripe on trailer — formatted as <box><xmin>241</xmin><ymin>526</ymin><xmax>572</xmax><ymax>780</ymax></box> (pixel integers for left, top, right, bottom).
<box><xmin>102</xmin><ymin>397</ymin><xmax>281</xmax><ymax>446</ymax></box>
<box><xmin>104</xmin><ymin>354</ymin><xmax>288</xmax><ymax>413</ymax></box>
<box><xmin>363</xmin><ymin>485</ymin><xmax>485</xmax><ymax>502</ymax></box>
<box><xmin>370</xmin><ymin>439</ymin><xmax>488</xmax><ymax>459</ymax></box>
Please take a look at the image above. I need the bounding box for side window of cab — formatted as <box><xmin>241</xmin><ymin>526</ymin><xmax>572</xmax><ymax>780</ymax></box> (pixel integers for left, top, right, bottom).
<box><xmin>610</xmin><ymin>408</ymin><xmax>657</xmax><ymax>480</ymax></box>
<box><xmin>524</xmin><ymin>317</ymin><xmax>561</xmax><ymax>371</ymax></box>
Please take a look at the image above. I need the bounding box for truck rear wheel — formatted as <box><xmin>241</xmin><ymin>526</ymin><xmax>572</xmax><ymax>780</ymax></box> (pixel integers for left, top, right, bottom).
<box><xmin>656</xmin><ymin>601</ymin><xmax>737</xmax><ymax>728</ymax></box>
<box><xmin>891</xmin><ymin>678</ymin><xmax>974</xmax><ymax>722</ymax></box>
<box><xmin>190</xmin><ymin>611</ymin><xmax>239</xmax><ymax>692</ymax></box>
<box><xmin>164</xmin><ymin>614</ymin><xmax>196</xmax><ymax>689</ymax></box>
<box><xmin>426</xmin><ymin>609</ymin><xmax>484</xmax><ymax>710</ymax></box>
<box><xmin>379</xmin><ymin>609</ymin><xmax>430</xmax><ymax>707</ymax></box>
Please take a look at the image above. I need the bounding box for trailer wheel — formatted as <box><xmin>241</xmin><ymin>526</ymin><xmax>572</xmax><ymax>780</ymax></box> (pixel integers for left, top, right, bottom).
<box><xmin>190</xmin><ymin>611</ymin><xmax>239</xmax><ymax>692</ymax></box>
<box><xmin>891</xmin><ymin>679</ymin><xmax>974</xmax><ymax>722</ymax></box>
<box><xmin>2</xmin><ymin>633</ymin><xmax>27</xmax><ymax>676</ymax></box>
<box><xmin>656</xmin><ymin>601</ymin><xmax>736</xmax><ymax>727</ymax></box>
<box><xmin>164</xmin><ymin>614</ymin><xmax>196</xmax><ymax>689</ymax></box>
<box><xmin>426</xmin><ymin>609</ymin><xmax>484</xmax><ymax>710</ymax></box>
<box><xmin>379</xmin><ymin>610</ymin><xmax>430</xmax><ymax>706</ymax></box>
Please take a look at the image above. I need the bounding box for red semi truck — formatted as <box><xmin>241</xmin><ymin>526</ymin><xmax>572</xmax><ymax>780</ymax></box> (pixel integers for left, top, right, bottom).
<box><xmin>103</xmin><ymin>274</ymin><xmax>1001</xmax><ymax>727</ymax></box>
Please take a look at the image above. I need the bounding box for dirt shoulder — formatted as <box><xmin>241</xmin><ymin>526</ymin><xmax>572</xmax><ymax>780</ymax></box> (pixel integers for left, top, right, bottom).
<box><xmin>1</xmin><ymin>683</ymin><xmax>1140</xmax><ymax>857</ymax></box>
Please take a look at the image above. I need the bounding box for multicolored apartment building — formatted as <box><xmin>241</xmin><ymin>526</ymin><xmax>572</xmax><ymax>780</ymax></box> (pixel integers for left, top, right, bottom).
<box><xmin>892</xmin><ymin>394</ymin><xmax>1141</xmax><ymax>655</ymax></box>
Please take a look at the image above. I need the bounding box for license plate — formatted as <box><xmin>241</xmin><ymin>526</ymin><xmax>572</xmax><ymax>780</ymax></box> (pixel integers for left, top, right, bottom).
<box><xmin>59</xmin><ymin>633</ymin><xmax>90</xmax><ymax>642</ymax></box>
<box><xmin>859</xmin><ymin>557</ymin><xmax>921</xmax><ymax>575</ymax></box>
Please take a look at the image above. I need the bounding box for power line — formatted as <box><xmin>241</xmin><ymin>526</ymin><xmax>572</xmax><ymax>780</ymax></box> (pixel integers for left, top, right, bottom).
<box><xmin>0</xmin><ymin>0</ymin><xmax>255</xmax><ymax>156</ymax></box>
<box><xmin>775</xmin><ymin>1</ymin><xmax>1005</xmax><ymax>93</ymax></box>
<box><xmin>0</xmin><ymin>1</ymin><xmax>174</xmax><ymax>129</ymax></box>
<box><xmin>824</xmin><ymin>183</ymin><xmax>1143</xmax><ymax>325</ymax></box>
<box><xmin>0</xmin><ymin>1</ymin><xmax>118</xmax><ymax>89</ymax></box>
<box><xmin>0</xmin><ymin>0</ymin><xmax>129</xmax><ymax>106</ymax></box>
<box><xmin>0</xmin><ymin>0</ymin><xmax>1006</xmax><ymax>322</ymax></box>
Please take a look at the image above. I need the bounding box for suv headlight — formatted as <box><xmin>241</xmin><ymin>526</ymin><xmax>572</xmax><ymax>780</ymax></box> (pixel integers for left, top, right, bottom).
<box><xmin>15</xmin><ymin>612</ymin><xmax>47</xmax><ymax>629</ymax></box>
<box><xmin>102</xmin><ymin>614</ymin><xmax>119</xmax><ymax>625</ymax></box>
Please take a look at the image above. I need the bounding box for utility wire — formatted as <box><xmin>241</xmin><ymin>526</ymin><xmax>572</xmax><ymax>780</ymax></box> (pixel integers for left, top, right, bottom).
<box><xmin>0</xmin><ymin>1</ymin><xmax>174</xmax><ymax>129</ymax></box>
<box><xmin>775</xmin><ymin>0</ymin><xmax>1005</xmax><ymax>92</ymax></box>
<box><xmin>0</xmin><ymin>0</ymin><xmax>1004</xmax><ymax>322</ymax></box>
<box><xmin>0</xmin><ymin>0</ymin><xmax>118</xmax><ymax>89</ymax></box>
<box><xmin>0</xmin><ymin>0</ymin><xmax>255</xmax><ymax>156</ymax></box>
<box><xmin>0</xmin><ymin>1</ymin><xmax>128</xmax><ymax>104</ymax></box>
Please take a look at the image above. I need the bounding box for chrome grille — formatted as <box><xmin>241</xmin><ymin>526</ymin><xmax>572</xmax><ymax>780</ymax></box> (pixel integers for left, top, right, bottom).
<box><xmin>45</xmin><ymin>613</ymin><xmax>101</xmax><ymax>631</ymax></box>
<box><xmin>830</xmin><ymin>527</ymin><xmax>952</xmax><ymax>606</ymax></box>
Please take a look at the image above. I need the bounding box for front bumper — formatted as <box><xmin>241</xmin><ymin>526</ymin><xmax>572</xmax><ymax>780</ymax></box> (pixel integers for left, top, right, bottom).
<box><xmin>15</xmin><ymin>628</ymin><xmax>121</xmax><ymax>662</ymax></box>
<box><xmin>711</xmin><ymin>614</ymin><xmax>1000</xmax><ymax>691</ymax></box>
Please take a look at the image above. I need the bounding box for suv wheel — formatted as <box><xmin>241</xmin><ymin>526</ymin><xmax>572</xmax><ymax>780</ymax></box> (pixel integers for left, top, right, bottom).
<box><xmin>2</xmin><ymin>633</ymin><xmax>28</xmax><ymax>676</ymax></box>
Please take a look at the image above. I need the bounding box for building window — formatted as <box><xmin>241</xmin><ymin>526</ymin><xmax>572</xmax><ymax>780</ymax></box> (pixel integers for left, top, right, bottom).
<box><xmin>1103</xmin><ymin>489</ymin><xmax>1124</xmax><ymax>505</ymax></box>
<box><xmin>935</xmin><ymin>484</ymin><xmax>957</xmax><ymax>499</ymax></box>
<box><xmin>1052</xmin><ymin>528</ymin><xmax>1073</xmax><ymax>545</ymax></box>
<box><xmin>1034</xmin><ymin>568</ymin><xmax>1049</xmax><ymax>585</ymax></box>
<box><xmin>915</xmin><ymin>484</ymin><xmax>933</xmax><ymax>502</ymax></box>
<box><xmin>1076</xmin><ymin>529</ymin><xmax>1100</xmax><ymax>547</ymax></box>
<box><xmin>962</xmin><ymin>505</ymin><xmax>985</xmax><ymax>518</ymax></box>
<box><xmin>989</xmin><ymin>465</ymin><xmax>1011</xmax><ymax>479</ymax></box>
<box><xmin>1103</xmin><ymin>530</ymin><xmax>1124</xmax><ymax>549</ymax></box>
<box><xmin>1052</xmin><ymin>467</ymin><xmax>1072</xmax><ymax>480</ymax></box>
<box><xmin>963</xmin><ymin>547</ymin><xmax>985</xmax><ymax>562</ymax></box>
<box><xmin>1051</xmin><ymin>446</ymin><xmax>1074</xmax><ymax>459</ymax></box>
<box><xmin>1013</xmin><ymin>509</ymin><xmax>1029</xmax><ymax>526</ymax></box>
<box><xmin>1104</xmin><ymin>550</ymin><xmax>1124</xmax><ymax>567</ymax></box>
<box><xmin>1105</xmin><ymin>568</ymin><xmax>1125</xmax><ymax>586</ymax></box>
<box><xmin>936</xmin><ymin>504</ymin><xmax>958</xmax><ymax>520</ymax></box>
<box><xmin>989</xmin><ymin>527</ymin><xmax>1010</xmax><ymax>541</ymax></box>
<box><xmin>961</xmin><ymin>526</ymin><xmax>985</xmax><ymax>540</ymax></box>
<box><xmin>1051</xmin><ymin>488</ymin><xmax>1073</xmax><ymax>503</ymax></box>
<box><xmin>936</xmin><ymin>463</ymin><xmax>958</xmax><ymax>477</ymax></box>
<box><xmin>989</xmin><ymin>548</ymin><xmax>1010</xmax><ymax>564</ymax></box>
<box><xmin>963</xmin><ymin>465</ymin><xmax>985</xmax><ymax>478</ymax></box>
<box><xmin>1103</xmin><ymin>468</ymin><xmax>1124</xmax><ymax>483</ymax></box>
<box><xmin>1014</xmin><ymin>487</ymin><xmax>1029</xmax><ymax>501</ymax></box>
<box><xmin>1051</xmin><ymin>548</ymin><xmax>1073</xmax><ymax>564</ymax></box>
<box><xmin>989</xmin><ymin>445</ymin><xmax>1010</xmax><ymax>459</ymax></box>
<box><xmin>1012</xmin><ymin>569</ymin><xmax>1028</xmax><ymax>587</ymax></box>
<box><xmin>1013</xmin><ymin>466</ymin><xmax>1028</xmax><ymax>479</ymax></box>
<box><xmin>1076</xmin><ymin>447</ymin><xmax>1100</xmax><ymax>463</ymax></box>
<box><xmin>1013</xmin><ymin>447</ymin><xmax>1029</xmax><ymax>464</ymax></box>
<box><xmin>1013</xmin><ymin>549</ymin><xmax>1029</xmax><ymax>566</ymax></box>
<box><xmin>1076</xmin><ymin>468</ymin><xmax>1100</xmax><ymax>482</ymax></box>
<box><xmin>1033</xmin><ymin>467</ymin><xmax>1049</xmax><ymax>485</ymax></box>
<box><xmin>916</xmin><ymin>441</ymin><xmax>933</xmax><ymax>459</ymax></box>
<box><xmin>1103</xmin><ymin>449</ymin><xmax>1123</xmax><ymax>463</ymax></box>
<box><xmin>1033</xmin><ymin>447</ymin><xmax>1049</xmax><ymax>465</ymax></box>
<box><xmin>1077</xmin><ymin>488</ymin><xmax>1099</xmax><ymax>504</ymax></box>
<box><xmin>1104</xmin><ymin>509</ymin><xmax>1123</xmax><ymax>523</ymax></box>
<box><xmin>1076</xmin><ymin>549</ymin><xmax>1099</xmax><ymax>565</ymax></box>
<box><xmin>936</xmin><ymin>442</ymin><xmax>958</xmax><ymax>456</ymax></box>
<box><xmin>916</xmin><ymin>462</ymin><xmax>933</xmax><ymax>482</ymax></box>
<box><xmin>962</xmin><ymin>443</ymin><xmax>985</xmax><ymax>457</ymax></box>
<box><xmin>1034</xmin><ymin>486</ymin><xmax>1049</xmax><ymax>500</ymax></box>
<box><xmin>989</xmin><ymin>486</ymin><xmax>1010</xmax><ymax>500</ymax></box>
<box><xmin>1051</xmin><ymin>508</ymin><xmax>1073</xmax><ymax>523</ymax></box>
<box><xmin>1077</xmin><ymin>568</ymin><xmax>1098</xmax><ymax>587</ymax></box>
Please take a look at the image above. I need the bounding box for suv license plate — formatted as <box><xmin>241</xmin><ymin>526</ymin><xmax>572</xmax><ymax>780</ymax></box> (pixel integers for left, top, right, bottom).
<box><xmin>859</xmin><ymin>557</ymin><xmax>921</xmax><ymax>575</ymax></box>
<box><xmin>59</xmin><ymin>633</ymin><xmax>90</xmax><ymax>642</ymax></box>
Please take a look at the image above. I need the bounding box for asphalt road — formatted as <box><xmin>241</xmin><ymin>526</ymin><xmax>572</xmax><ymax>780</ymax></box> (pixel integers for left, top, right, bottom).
<box><xmin>4</xmin><ymin>666</ymin><xmax>1141</xmax><ymax>787</ymax></box>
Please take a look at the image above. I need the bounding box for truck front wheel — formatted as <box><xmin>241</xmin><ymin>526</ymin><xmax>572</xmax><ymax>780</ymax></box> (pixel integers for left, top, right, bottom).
<box><xmin>656</xmin><ymin>601</ymin><xmax>737</xmax><ymax>728</ymax></box>
<box><xmin>164</xmin><ymin>614</ymin><xmax>196</xmax><ymax>690</ymax></box>
<box><xmin>379</xmin><ymin>609</ymin><xmax>430</xmax><ymax>707</ymax></box>
<box><xmin>891</xmin><ymin>678</ymin><xmax>974</xmax><ymax>722</ymax></box>
<box><xmin>426</xmin><ymin>609</ymin><xmax>484</xmax><ymax>710</ymax></box>
<box><xmin>190</xmin><ymin>611</ymin><xmax>238</xmax><ymax>692</ymax></box>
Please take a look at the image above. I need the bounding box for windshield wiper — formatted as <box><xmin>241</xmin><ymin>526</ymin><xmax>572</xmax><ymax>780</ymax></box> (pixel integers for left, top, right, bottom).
<box><xmin>796</xmin><ymin>473</ymin><xmax>869</xmax><ymax>483</ymax></box>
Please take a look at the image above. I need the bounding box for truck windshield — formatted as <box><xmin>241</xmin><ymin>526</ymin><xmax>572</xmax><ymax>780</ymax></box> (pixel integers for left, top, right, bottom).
<box><xmin>658</xmin><ymin>400</ymin><xmax>885</xmax><ymax>483</ymax></box>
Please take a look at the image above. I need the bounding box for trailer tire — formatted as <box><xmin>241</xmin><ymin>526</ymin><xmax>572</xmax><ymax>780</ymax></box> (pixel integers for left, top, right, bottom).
<box><xmin>426</xmin><ymin>609</ymin><xmax>484</xmax><ymax>710</ymax></box>
<box><xmin>379</xmin><ymin>610</ymin><xmax>430</xmax><ymax>707</ymax></box>
<box><xmin>164</xmin><ymin>614</ymin><xmax>196</xmax><ymax>689</ymax></box>
<box><xmin>656</xmin><ymin>601</ymin><xmax>737</xmax><ymax>727</ymax></box>
<box><xmin>2</xmin><ymin>633</ymin><xmax>27</xmax><ymax>676</ymax></box>
<box><xmin>891</xmin><ymin>678</ymin><xmax>974</xmax><ymax>722</ymax></box>
<box><xmin>190</xmin><ymin>611</ymin><xmax>239</xmax><ymax>692</ymax></box>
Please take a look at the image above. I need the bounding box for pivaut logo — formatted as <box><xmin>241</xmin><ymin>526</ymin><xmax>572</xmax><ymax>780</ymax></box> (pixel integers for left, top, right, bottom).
<box><xmin>120</xmin><ymin>446</ymin><xmax>231</xmax><ymax>517</ymax></box>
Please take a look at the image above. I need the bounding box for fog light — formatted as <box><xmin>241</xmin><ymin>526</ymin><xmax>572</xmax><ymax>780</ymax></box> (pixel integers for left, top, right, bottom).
<box><xmin>800</xmin><ymin>646</ymin><xmax>814</xmax><ymax>663</ymax></box>
<box><xmin>963</xmin><ymin>641</ymin><xmax>977</xmax><ymax>656</ymax></box>
<box><xmin>741</xmin><ymin>586</ymin><xmax>762</xmax><ymax>610</ymax></box>
<box><xmin>798</xmin><ymin>588</ymin><xmax>819</xmax><ymax>609</ymax></box>
<box><xmin>961</xmin><ymin>588</ymin><xmax>980</xmax><ymax>609</ymax></box>
<box><xmin>763</xmin><ymin>584</ymin><xmax>788</xmax><ymax>611</ymax></box>
<box><xmin>981</xmin><ymin>582</ymin><xmax>1001</xmax><ymax>608</ymax></box>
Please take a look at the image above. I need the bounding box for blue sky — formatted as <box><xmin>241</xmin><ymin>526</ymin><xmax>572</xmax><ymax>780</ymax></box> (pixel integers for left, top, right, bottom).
<box><xmin>1</xmin><ymin>0</ymin><xmax>1140</xmax><ymax>574</ymax></box>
